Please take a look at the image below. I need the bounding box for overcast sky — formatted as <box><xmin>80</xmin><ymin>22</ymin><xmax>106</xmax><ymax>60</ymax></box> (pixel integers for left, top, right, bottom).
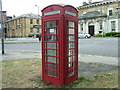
<box><xmin>2</xmin><ymin>0</ymin><xmax>100</xmax><ymax>16</ymax></box>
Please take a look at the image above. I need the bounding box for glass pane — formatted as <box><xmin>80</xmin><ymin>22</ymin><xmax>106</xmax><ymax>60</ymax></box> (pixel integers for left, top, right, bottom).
<box><xmin>68</xmin><ymin>50</ymin><xmax>71</xmax><ymax>56</ymax></box>
<box><xmin>68</xmin><ymin>71</ymin><xmax>74</xmax><ymax>77</ymax></box>
<box><xmin>46</xmin><ymin>49</ymin><xmax>57</xmax><ymax>56</ymax></box>
<box><xmin>72</xmin><ymin>49</ymin><xmax>75</xmax><ymax>55</ymax></box>
<box><xmin>68</xmin><ymin>49</ymin><xmax>75</xmax><ymax>55</ymax></box>
<box><xmin>68</xmin><ymin>63</ymin><xmax>72</xmax><ymax>67</ymax></box>
<box><xmin>45</xmin><ymin>43</ymin><xmax>57</xmax><ymax>49</ymax></box>
<box><xmin>68</xmin><ymin>36</ymin><xmax>75</xmax><ymax>41</ymax></box>
<box><xmin>45</xmin><ymin>28</ymin><xmax>57</xmax><ymax>34</ymax></box>
<box><xmin>47</xmin><ymin>56</ymin><xmax>57</xmax><ymax>63</ymax></box>
<box><xmin>46</xmin><ymin>70</ymin><xmax>58</xmax><ymax>77</ymax></box>
<box><xmin>45</xmin><ymin>35</ymin><xmax>57</xmax><ymax>41</ymax></box>
<box><xmin>45</xmin><ymin>21</ymin><xmax>57</xmax><ymax>27</ymax></box>
<box><xmin>73</xmin><ymin>55</ymin><xmax>76</xmax><ymax>60</ymax></box>
<box><xmin>68</xmin><ymin>28</ymin><xmax>75</xmax><ymax>34</ymax></box>
<box><xmin>45</xmin><ymin>63</ymin><xmax>57</xmax><ymax>70</ymax></box>
<box><xmin>68</xmin><ymin>42</ymin><xmax>75</xmax><ymax>48</ymax></box>
<box><xmin>68</xmin><ymin>50</ymin><xmax>72</xmax><ymax>56</ymax></box>
<box><xmin>68</xmin><ymin>21</ymin><xmax>75</xmax><ymax>27</ymax></box>
<box><xmin>68</xmin><ymin>56</ymin><xmax>72</xmax><ymax>62</ymax></box>
<box><xmin>74</xmin><ymin>62</ymin><xmax>76</xmax><ymax>73</ymax></box>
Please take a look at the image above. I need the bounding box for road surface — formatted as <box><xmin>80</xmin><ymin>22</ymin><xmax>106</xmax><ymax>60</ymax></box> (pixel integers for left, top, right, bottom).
<box><xmin>3</xmin><ymin>37</ymin><xmax>119</xmax><ymax>57</ymax></box>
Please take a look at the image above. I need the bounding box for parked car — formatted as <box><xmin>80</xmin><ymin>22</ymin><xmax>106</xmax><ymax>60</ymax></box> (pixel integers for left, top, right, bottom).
<box><xmin>29</xmin><ymin>33</ymin><xmax>35</xmax><ymax>37</ymax></box>
<box><xmin>36</xmin><ymin>34</ymin><xmax>41</xmax><ymax>41</ymax></box>
<box><xmin>29</xmin><ymin>33</ymin><xmax>40</xmax><ymax>38</ymax></box>
<box><xmin>78</xmin><ymin>32</ymin><xmax>91</xmax><ymax>38</ymax></box>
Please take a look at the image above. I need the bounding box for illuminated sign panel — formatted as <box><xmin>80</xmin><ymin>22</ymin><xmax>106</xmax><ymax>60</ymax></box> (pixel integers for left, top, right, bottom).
<box><xmin>44</xmin><ymin>10</ymin><xmax>60</xmax><ymax>16</ymax></box>
<box><xmin>65</xmin><ymin>11</ymin><xmax>76</xmax><ymax>16</ymax></box>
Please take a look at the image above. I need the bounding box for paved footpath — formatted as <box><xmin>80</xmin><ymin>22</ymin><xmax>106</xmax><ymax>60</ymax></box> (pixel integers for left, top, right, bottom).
<box><xmin>79</xmin><ymin>54</ymin><xmax>119</xmax><ymax>66</ymax></box>
<box><xmin>0</xmin><ymin>49</ymin><xmax>118</xmax><ymax>66</ymax></box>
<box><xmin>1</xmin><ymin>38</ymin><xmax>39</xmax><ymax>44</ymax></box>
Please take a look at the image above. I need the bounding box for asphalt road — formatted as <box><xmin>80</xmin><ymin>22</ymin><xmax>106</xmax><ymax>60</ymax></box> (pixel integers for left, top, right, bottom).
<box><xmin>78</xmin><ymin>38</ymin><xmax>119</xmax><ymax>57</ymax></box>
<box><xmin>4</xmin><ymin>37</ymin><xmax>119</xmax><ymax>57</ymax></box>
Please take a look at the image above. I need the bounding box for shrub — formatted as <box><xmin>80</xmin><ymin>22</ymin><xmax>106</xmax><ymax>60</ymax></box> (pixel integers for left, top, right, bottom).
<box><xmin>93</xmin><ymin>33</ymin><xmax>106</xmax><ymax>37</ymax></box>
<box><xmin>105</xmin><ymin>32</ymin><xmax>120</xmax><ymax>37</ymax></box>
<box><xmin>94</xmin><ymin>32</ymin><xmax>120</xmax><ymax>37</ymax></box>
<box><xmin>114</xmin><ymin>34</ymin><xmax>120</xmax><ymax>37</ymax></box>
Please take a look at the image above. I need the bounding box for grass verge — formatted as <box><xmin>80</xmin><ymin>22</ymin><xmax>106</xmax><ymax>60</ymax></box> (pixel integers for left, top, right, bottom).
<box><xmin>2</xmin><ymin>58</ymin><xmax>49</xmax><ymax>88</ymax></box>
<box><xmin>1</xmin><ymin>58</ymin><xmax>118</xmax><ymax>88</ymax></box>
<box><xmin>59</xmin><ymin>70</ymin><xmax>118</xmax><ymax>88</ymax></box>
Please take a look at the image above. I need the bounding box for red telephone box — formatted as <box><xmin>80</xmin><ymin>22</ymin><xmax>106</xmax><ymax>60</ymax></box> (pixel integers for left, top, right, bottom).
<box><xmin>41</xmin><ymin>4</ymin><xmax>78</xmax><ymax>86</ymax></box>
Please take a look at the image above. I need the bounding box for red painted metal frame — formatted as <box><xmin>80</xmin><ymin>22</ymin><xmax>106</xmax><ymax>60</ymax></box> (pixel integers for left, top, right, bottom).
<box><xmin>41</xmin><ymin>4</ymin><xmax>78</xmax><ymax>86</ymax></box>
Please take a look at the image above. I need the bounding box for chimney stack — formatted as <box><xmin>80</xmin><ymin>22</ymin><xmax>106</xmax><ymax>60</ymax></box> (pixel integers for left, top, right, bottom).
<box><xmin>88</xmin><ymin>0</ymin><xmax>92</xmax><ymax>4</ymax></box>
<box><xmin>12</xmin><ymin>15</ymin><xmax>16</xmax><ymax>19</ymax></box>
<box><xmin>83</xmin><ymin>1</ymin><xmax>88</xmax><ymax>5</ymax></box>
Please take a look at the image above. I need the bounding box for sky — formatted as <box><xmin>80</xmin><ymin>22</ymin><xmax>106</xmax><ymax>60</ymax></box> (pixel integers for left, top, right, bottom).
<box><xmin>2</xmin><ymin>0</ymin><xmax>100</xmax><ymax>16</ymax></box>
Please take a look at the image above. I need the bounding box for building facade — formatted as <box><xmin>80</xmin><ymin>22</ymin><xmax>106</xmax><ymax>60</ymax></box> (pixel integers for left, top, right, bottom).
<box><xmin>77</xmin><ymin>0</ymin><xmax>120</xmax><ymax>36</ymax></box>
<box><xmin>6</xmin><ymin>13</ymin><xmax>41</xmax><ymax>38</ymax></box>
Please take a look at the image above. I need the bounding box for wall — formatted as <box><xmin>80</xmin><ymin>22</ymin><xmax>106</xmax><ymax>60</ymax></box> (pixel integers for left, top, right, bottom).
<box><xmin>78</xmin><ymin>1</ymin><xmax>120</xmax><ymax>35</ymax></box>
<box><xmin>6</xmin><ymin>17</ymin><xmax>41</xmax><ymax>38</ymax></box>
<box><xmin>78</xmin><ymin>2</ymin><xmax>118</xmax><ymax>16</ymax></box>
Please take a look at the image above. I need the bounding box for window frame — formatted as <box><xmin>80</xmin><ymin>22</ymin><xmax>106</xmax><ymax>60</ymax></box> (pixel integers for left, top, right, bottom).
<box><xmin>30</xmin><ymin>19</ymin><xmax>33</xmax><ymax>24</ymax></box>
<box><xmin>111</xmin><ymin>21</ymin><xmax>116</xmax><ymax>31</ymax></box>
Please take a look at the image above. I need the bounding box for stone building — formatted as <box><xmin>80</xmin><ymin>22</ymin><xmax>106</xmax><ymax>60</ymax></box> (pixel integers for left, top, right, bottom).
<box><xmin>77</xmin><ymin>0</ymin><xmax>120</xmax><ymax>36</ymax></box>
<box><xmin>6</xmin><ymin>13</ymin><xmax>41</xmax><ymax>38</ymax></box>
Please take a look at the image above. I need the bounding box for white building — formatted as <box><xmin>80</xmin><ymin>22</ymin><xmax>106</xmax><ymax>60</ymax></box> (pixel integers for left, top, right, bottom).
<box><xmin>77</xmin><ymin>0</ymin><xmax>120</xmax><ymax>36</ymax></box>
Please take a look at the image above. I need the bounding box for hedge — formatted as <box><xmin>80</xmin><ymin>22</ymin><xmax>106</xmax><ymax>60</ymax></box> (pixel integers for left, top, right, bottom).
<box><xmin>105</xmin><ymin>32</ymin><xmax>120</xmax><ymax>37</ymax></box>
<box><xmin>94</xmin><ymin>32</ymin><xmax>120</xmax><ymax>37</ymax></box>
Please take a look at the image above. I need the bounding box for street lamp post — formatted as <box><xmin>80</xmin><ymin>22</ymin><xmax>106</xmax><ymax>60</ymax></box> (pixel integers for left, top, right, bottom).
<box><xmin>0</xmin><ymin>0</ymin><xmax>5</xmax><ymax>54</ymax></box>
<box><xmin>35</xmin><ymin>5</ymin><xmax>40</xmax><ymax>34</ymax></box>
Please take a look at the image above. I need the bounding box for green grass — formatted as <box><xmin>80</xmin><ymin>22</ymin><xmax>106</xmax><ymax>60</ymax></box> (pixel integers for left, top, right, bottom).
<box><xmin>75</xmin><ymin>71</ymin><xmax>118</xmax><ymax>88</ymax></box>
<box><xmin>58</xmin><ymin>70</ymin><xmax>118</xmax><ymax>88</ymax></box>
<box><xmin>2</xmin><ymin>58</ymin><xmax>47</xmax><ymax>88</ymax></box>
<box><xmin>1</xmin><ymin>58</ymin><xmax>119</xmax><ymax>88</ymax></box>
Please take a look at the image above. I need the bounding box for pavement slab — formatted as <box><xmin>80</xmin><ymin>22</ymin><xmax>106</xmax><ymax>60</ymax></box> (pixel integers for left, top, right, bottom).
<box><xmin>78</xmin><ymin>62</ymin><xmax>118</xmax><ymax>77</ymax></box>
<box><xmin>0</xmin><ymin>50</ymin><xmax>118</xmax><ymax>66</ymax></box>
<box><xmin>79</xmin><ymin>54</ymin><xmax>118</xmax><ymax>66</ymax></box>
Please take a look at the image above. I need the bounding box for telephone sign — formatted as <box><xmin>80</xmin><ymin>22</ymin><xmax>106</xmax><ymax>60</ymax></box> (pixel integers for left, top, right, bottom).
<box><xmin>41</xmin><ymin>4</ymin><xmax>78</xmax><ymax>86</ymax></box>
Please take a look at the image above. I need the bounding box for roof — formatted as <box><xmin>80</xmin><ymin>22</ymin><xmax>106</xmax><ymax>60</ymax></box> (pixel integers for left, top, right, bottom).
<box><xmin>6</xmin><ymin>13</ymin><xmax>41</xmax><ymax>22</ymax></box>
<box><xmin>14</xmin><ymin>13</ymin><xmax>41</xmax><ymax>19</ymax></box>
<box><xmin>79</xmin><ymin>11</ymin><xmax>107</xmax><ymax>20</ymax></box>
<box><xmin>42</xmin><ymin>4</ymin><xmax>78</xmax><ymax>12</ymax></box>
<box><xmin>7</xmin><ymin>16</ymin><xmax>12</xmax><ymax>18</ymax></box>
<box><xmin>0</xmin><ymin>11</ymin><xmax>7</xmax><ymax>13</ymax></box>
<box><xmin>77</xmin><ymin>0</ymin><xmax>120</xmax><ymax>9</ymax></box>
